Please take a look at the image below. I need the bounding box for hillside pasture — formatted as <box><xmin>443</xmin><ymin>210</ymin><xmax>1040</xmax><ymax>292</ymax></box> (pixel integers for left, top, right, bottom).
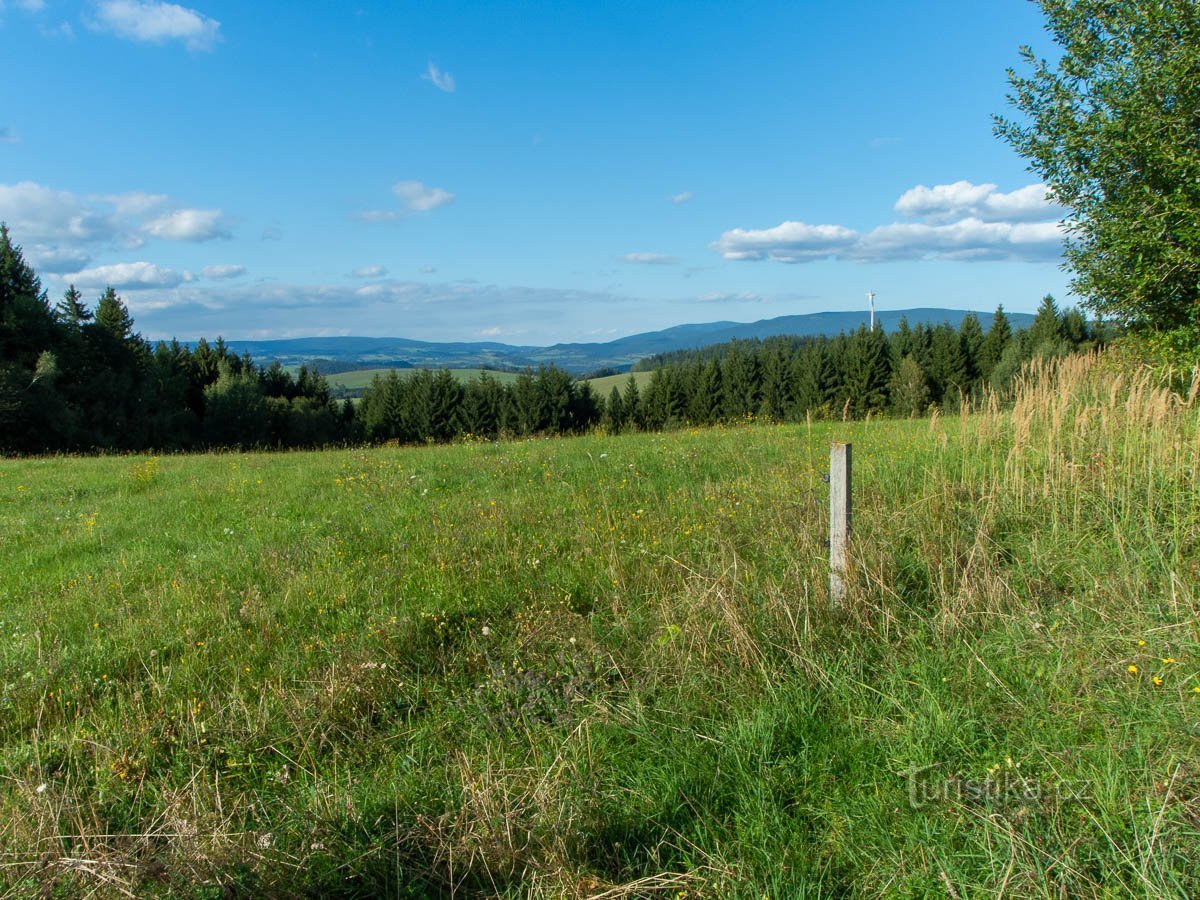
<box><xmin>0</xmin><ymin>356</ymin><xmax>1198</xmax><ymax>897</ymax></box>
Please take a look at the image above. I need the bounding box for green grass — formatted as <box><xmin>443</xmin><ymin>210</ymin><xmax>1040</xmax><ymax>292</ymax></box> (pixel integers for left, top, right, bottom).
<box><xmin>582</xmin><ymin>370</ymin><xmax>653</xmax><ymax>396</ymax></box>
<box><xmin>321</xmin><ymin>367</ymin><xmax>527</xmax><ymax>392</ymax></box>
<box><xmin>318</xmin><ymin>367</ymin><xmax>648</xmax><ymax>395</ymax></box>
<box><xmin>1</xmin><ymin>356</ymin><xmax>1198</xmax><ymax>897</ymax></box>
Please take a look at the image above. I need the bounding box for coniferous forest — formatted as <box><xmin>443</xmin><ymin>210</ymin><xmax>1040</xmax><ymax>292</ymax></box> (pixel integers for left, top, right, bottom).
<box><xmin>1</xmin><ymin>225</ymin><xmax>1105</xmax><ymax>455</ymax></box>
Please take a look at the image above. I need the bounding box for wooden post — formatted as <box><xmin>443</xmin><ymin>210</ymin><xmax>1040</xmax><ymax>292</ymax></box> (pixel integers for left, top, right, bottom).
<box><xmin>829</xmin><ymin>442</ymin><xmax>852</xmax><ymax>606</ymax></box>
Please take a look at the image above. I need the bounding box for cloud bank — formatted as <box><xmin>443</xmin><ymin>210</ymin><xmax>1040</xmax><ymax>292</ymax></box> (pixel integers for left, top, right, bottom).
<box><xmin>92</xmin><ymin>0</ymin><xmax>221</xmax><ymax>51</ymax></box>
<box><xmin>356</xmin><ymin>180</ymin><xmax>455</xmax><ymax>221</ymax></box>
<box><xmin>0</xmin><ymin>180</ymin><xmax>231</xmax><ymax>273</ymax></box>
<box><xmin>712</xmin><ymin>181</ymin><xmax>1065</xmax><ymax>264</ymax></box>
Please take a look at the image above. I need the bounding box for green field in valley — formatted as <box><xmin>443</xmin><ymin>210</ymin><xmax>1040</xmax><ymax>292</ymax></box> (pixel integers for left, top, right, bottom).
<box><xmin>315</xmin><ymin>368</ymin><xmax>526</xmax><ymax>392</ymax></box>
<box><xmin>2</xmin><ymin>357</ymin><xmax>1198</xmax><ymax>896</ymax></box>
<box><xmin>316</xmin><ymin>366</ymin><xmax>651</xmax><ymax>396</ymax></box>
<box><xmin>581</xmin><ymin>370</ymin><xmax>654</xmax><ymax>396</ymax></box>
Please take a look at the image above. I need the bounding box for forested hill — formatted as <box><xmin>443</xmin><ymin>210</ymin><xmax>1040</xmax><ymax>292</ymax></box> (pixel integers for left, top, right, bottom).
<box><xmin>206</xmin><ymin>308</ymin><xmax>1034</xmax><ymax>374</ymax></box>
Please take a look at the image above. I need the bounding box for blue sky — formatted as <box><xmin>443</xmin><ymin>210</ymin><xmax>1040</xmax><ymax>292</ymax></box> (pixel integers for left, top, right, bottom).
<box><xmin>0</xmin><ymin>0</ymin><xmax>1068</xmax><ymax>344</ymax></box>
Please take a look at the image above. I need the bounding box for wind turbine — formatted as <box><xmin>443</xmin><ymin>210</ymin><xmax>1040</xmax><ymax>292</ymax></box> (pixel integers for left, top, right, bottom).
<box><xmin>866</xmin><ymin>291</ymin><xmax>876</xmax><ymax>331</ymax></box>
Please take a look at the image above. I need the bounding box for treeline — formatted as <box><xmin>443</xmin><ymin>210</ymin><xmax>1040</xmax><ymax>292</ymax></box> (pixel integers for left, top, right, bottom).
<box><xmin>2</xmin><ymin>223</ymin><xmax>1105</xmax><ymax>455</ymax></box>
<box><xmin>359</xmin><ymin>367</ymin><xmax>600</xmax><ymax>441</ymax></box>
<box><xmin>0</xmin><ymin>226</ymin><xmax>352</xmax><ymax>453</ymax></box>
<box><xmin>604</xmin><ymin>300</ymin><xmax>1105</xmax><ymax>430</ymax></box>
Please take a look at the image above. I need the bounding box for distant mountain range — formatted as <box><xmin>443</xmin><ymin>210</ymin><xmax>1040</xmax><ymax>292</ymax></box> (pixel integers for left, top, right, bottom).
<box><xmin>209</xmin><ymin>308</ymin><xmax>1034</xmax><ymax>375</ymax></box>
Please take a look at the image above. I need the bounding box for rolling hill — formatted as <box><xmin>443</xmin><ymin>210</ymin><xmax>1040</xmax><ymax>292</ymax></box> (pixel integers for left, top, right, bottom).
<box><xmin>206</xmin><ymin>307</ymin><xmax>1034</xmax><ymax>375</ymax></box>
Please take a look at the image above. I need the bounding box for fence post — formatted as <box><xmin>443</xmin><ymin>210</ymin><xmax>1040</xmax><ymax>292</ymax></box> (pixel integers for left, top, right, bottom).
<box><xmin>829</xmin><ymin>441</ymin><xmax>852</xmax><ymax>606</ymax></box>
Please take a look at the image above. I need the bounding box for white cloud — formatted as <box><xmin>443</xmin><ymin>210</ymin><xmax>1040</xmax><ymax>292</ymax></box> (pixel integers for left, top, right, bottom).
<box><xmin>352</xmin><ymin>265</ymin><xmax>388</xmax><ymax>278</ymax></box>
<box><xmin>98</xmin><ymin>190</ymin><xmax>169</xmax><ymax>216</ymax></box>
<box><xmin>422</xmin><ymin>61</ymin><xmax>455</xmax><ymax>92</ymax></box>
<box><xmin>70</xmin><ymin>261</ymin><xmax>190</xmax><ymax>289</ymax></box>
<box><xmin>92</xmin><ymin>0</ymin><xmax>221</xmax><ymax>51</ymax></box>
<box><xmin>143</xmin><ymin>207</ymin><xmax>228</xmax><ymax>241</ymax></box>
<box><xmin>393</xmin><ymin>180</ymin><xmax>454</xmax><ymax>212</ymax></box>
<box><xmin>0</xmin><ymin>182</ymin><xmax>226</xmax><ymax>252</ymax></box>
<box><xmin>622</xmin><ymin>252</ymin><xmax>679</xmax><ymax>265</ymax></box>
<box><xmin>0</xmin><ymin>181</ymin><xmax>124</xmax><ymax>244</ymax></box>
<box><xmin>712</xmin><ymin>180</ymin><xmax>1066</xmax><ymax>265</ymax></box>
<box><xmin>201</xmin><ymin>263</ymin><xmax>245</xmax><ymax>280</ymax></box>
<box><xmin>25</xmin><ymin>246</ymin><xmax>92</xmax><ymax>274</ymax></box>
<box><xmin>894</xmin><ymin>180</ymin><xmax>1060</xmax><ymax>224</ymax></box>
<box><xmin>671</xmin><ymin>191</ymin><xmax>693</xmax><ymax>205</ymax></box>
<box><xmin>357</xmin><ymin>180</ymin><xmax>455</xmax><ymax>221</ymax></box>
<box><xmin>857</xmin><ymin>218</ymin><xmax>1065</xmax><ymax>263</ymax></box>
<box><xmin>711</xmin><ymin>221</ymin><xmax>859</xmax><ymax>262</ymax></box>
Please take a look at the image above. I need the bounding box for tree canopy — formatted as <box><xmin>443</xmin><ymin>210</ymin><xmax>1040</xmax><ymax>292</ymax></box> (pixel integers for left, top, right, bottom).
<box><xmin>995</xmin><ymin>0</ymin><xmax>1200</xmax><ymax>338</ymax></box>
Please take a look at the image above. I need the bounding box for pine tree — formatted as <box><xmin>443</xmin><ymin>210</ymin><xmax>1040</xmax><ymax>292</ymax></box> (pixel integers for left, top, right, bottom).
<box><xmin>721</xmin><ymin>342</ymin><xmax>759</xmax><ymax>418</ymax></box>
<box><xmin>758</xmin><ymin>339</ymin><xmax>793</xmax><ymax>420</ymax></box>
<box><xmin>429</xmin><ymin>368</ymin><xmax>465</xmax><ymax>440</ymax></box>
<box><xmin>93</xmin><ymin>287</ymin><xmax>136</xmax><ymax>341</ymax></box>
<box><xmin>928</xmin><ymin>323</ymin><xmax>969</xmax><ymax>405</ymax></box>
<box><xmin>622</xmin><ymin>374</ymin><xmax>642</xmax><ymax>431</ymax></box>
<box><xmin>0</xmin><ymin>223</ymin><xmax>45</xmax><ymax>330</ymax></box>
<box><xmin>462</xmin><ymin>371</ymin><xmax>504</xmax><ymax>437</ymax></box>
<box><xmin>688</xmin><ymin>360</ymin><xmax>723</xmax><ymax>424</ymax></box>
<box><xmin>53</xmin><ymin>285</ymin><xmax>92</xmax><ymax>329</ymax></box>
<box><xmin>958</xmin><ymin>313</ymin><xmax>985</xmax><ymax>385</ymax></box>
<box><xmin>1028</xmin><ymin>294</ymin><xmax>1066</xmax><ymax>355</ymax></box>
<box><xmin>1062</xmin><ymin>307</ymin><xmax>1091</xmax><ymax>348</ymax></box>
<box><xmin>978</xmin><ymin>305</ymin><xmax>1012</xmax><ymax>377</ymax></box>
<box><xmin>842</xmin><ymin>326</ymin><xmax>892</xmax><ymax>416</ymax></box>
<box><xmin>790</xmin><ymin>340</ymin><xmax>837</xmax><ymax>418</ymax></box>
<box><xmin>603</xmin><ymin>385</ymin><xmax>626</xmax><ymax>432</ymax></box>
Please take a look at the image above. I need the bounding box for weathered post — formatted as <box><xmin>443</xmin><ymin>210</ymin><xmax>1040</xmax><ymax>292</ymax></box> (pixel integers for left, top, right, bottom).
<box><xmin>829</xmin><ymin>442</ymin><xmax>852</xmax><ymax>606</ymax></box>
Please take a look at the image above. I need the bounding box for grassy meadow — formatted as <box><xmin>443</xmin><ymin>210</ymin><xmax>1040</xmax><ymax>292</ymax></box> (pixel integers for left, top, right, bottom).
<box><xmin>312</xmin><ymin>366</ymin><xmax>651</xmax><ymax>398</ymax></box>
<box><xmin>1</xmin><ymin>356</ymin><xmax>1198</xmax><ymax>897</ymax></box>
<box><xmin>320</xmin><ymin>369</ymin><xmax>528</xmax><ymax>394</ymax></box>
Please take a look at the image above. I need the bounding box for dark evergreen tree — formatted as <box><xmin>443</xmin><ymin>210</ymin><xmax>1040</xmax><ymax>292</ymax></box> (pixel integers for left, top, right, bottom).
<box><xmin>53</xmin><ymin>285</ymin><xmax>92</xmax><ymax>329</ymax></box>
<box><xmin>721</xmin><ymin>341</ymin><xmax>759</xmax><ymax>418</ymax></box>
<box><xmin>928</xmin><ymin>323</ymin><xmax>969</xmax><ymax>405</ymax></box>
<box><xmin>842</xmin><ymin>326</ymin><xmax>892</xmax><ymax>415</ymax></box>
<box><xmin>959</xmin><ymin>313</ymin><xmax>985</xmax><ymax>384</ymax></box>
<box><xmin>688</xmin><ymin>359</ymin><xmax>723</xmax><ymax>424</ymax></box>
<box><xmin>621</xmin><ymin>374</ymin><xmax>643</xmax><ymax>431</ymax></box>
<box><xmin>978</xmin><ymin>305</ymin><xmax>1012</xmax><ymax>377</ymax></box>
<box><xmin>603</xmin><ymin>385</ymin><xmax>626</xmax><ymax>432</ymax></box>
<box><xmin>1028</xmin><ymin>294</ymin><xmax>1067</xmax><ymax>355</ymax></box>
<box><xmin>758</xmin><ymin>339</ymin><xmax>793</xmax><ymax>420</ymax></box>
<box><xmin>790</xmin><ymin>339</ymin><xmax>837</xmax><ymax>418</ymax></box>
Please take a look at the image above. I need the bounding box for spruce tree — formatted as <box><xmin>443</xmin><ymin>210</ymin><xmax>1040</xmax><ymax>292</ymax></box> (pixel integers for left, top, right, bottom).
<box><xmin>603</xmin><ymin>385</ymin><xmax>625</xmax><ymax>432</ymax></box>
<box><xmin>1028</xmin><ymin>294</ymin><xmax>1066</xmax><ymax>354</ymax></box>
<box><xmin>688</xmin><ymin>360</ymin><xmax>723</xmax><ymax>424</ymax></box>
<box><xmin>53</xmin><ymin>285</ymin><xmax>92</xmax><ymax>329</ymax></box>
<box><xmin>842</xmin><ymin>326</ymin><xmax>892</xmax><ymax>416</ymax></box>
<box><xmin>928</xmin><ymin>323</ymin><xmax>969</xmax><ymax>405</ymax></box>
<box><xmin>979</xmin><ymin>305</ymin><xmax>1012</xmax><ymax>377</ymax></box>
<box><xmin>93</xmin><ymin>287</ymin><xmax>136</xmax><ymax>340</ymax></box>
<box><xmin>958</xmin><ymin>313</ymin><xmax>985</xmax><ymax>385</ymax></box>
<box><xmin>622</xmin><ymin>374</ymin><xmax>642</xmax><ymax>431</ymax></box>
